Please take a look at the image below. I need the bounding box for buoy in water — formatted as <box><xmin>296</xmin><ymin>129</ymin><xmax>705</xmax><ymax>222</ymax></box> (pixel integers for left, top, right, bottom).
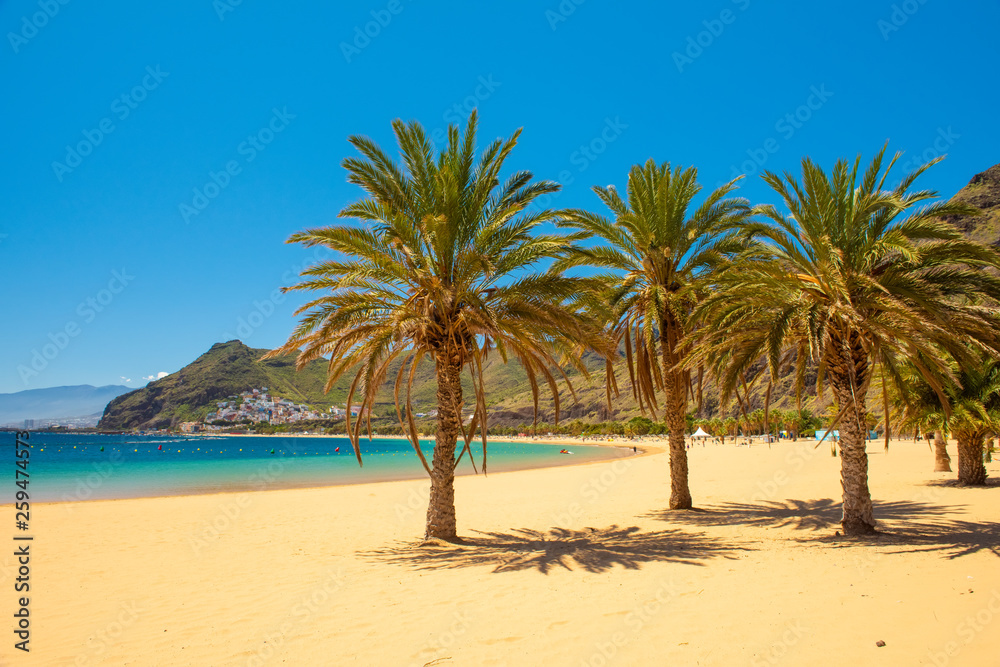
<box><xmin>100</xmin><ymin>446</ymin><xmax>104</xmax><ymax>452</ymax></box>
<box><xmin>270</xmin><ymin>448</ymin><xmax>275</xmax><ymax>454</ymax></box>
<box><xmin>158</xmin><ymin>444</ymin><xmax>163</xmax><ymax>451</ymax></box>
<box><xmin>335</xmin><ymin>446</ymin><xmax>340</xmax><ymax>453</ymax></box>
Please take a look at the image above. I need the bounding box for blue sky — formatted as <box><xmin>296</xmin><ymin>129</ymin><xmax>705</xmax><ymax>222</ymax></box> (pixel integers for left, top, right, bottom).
<box><xmin>2</xmin><ymin>0</ymin><xmax>998</xmax><ymax>394</ymax></box>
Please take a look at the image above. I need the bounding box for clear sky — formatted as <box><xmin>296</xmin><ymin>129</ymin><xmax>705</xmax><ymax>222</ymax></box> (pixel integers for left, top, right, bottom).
<box><xmin>3</xmin><ymin>0</ymin><xmax>998</xmax><ymax>394</ymax></box>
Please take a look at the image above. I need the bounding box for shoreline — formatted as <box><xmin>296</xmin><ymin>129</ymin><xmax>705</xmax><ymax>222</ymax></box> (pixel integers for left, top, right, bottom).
<box><xmin>10</xmin><ymin>433</ymin><xmax>650</xmax><ymax>506</ymax></box>
<box><xmin>12</xmin><ymin>437</ymin><xmax>999</xmax><ymax>666</ymax></box>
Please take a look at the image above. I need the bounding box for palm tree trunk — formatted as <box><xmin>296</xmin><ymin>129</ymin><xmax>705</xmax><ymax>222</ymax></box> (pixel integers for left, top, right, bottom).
<box><xmin>662</xmin><ymin>321</ymin><xmax>692</xmax><ymax>509</ymax></box>
<box><xmin>829</xmin><ymin>341</ymin><xmax>876</xmax><ymax>536</ymax></box>
<box><xmin>933</xmin><ymin>430</ymin><xmax>951</xmax><ymax>472</ymax></box>
<box><xmin>956</xmin><ymin>433</ymin><xmax>987</xmax><ymax>486</ymax></box>
<box><xmin>425</xmin><ymin>356</ymin><xmax>463</xmax><ymax>541</ymax></box>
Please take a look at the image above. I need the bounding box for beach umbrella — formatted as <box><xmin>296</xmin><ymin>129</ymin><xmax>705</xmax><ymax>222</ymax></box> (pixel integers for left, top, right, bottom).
<box><xmin>691</xmin><ymin>427</ymin><xmax>711</xmax><ymax>439</ymax></box>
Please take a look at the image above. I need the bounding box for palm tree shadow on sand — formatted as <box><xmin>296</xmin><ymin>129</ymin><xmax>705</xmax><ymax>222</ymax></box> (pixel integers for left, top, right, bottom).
<box><xmin>362</xmin><ymin>525</ymin><xmax>743</xmax><ymax>574</ymax></box>
<box><xmin>646</xmin><ymin>499</ymin><xmax>1000</xmax><ymax>559</ymax></box>
<box><xmin>921</xmin><ymin>477</ymin><xmax>1000</xmax><ymax>489</ymax></box>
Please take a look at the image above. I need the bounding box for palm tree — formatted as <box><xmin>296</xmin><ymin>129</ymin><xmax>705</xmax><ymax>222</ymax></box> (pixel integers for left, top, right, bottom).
<box><xmin>782</xmin><ymin>410</ymin><xmax>800</xmax><ymax>440</ymax></box>
<box><xmin>557</xmin><ymin>160</ymin><xmax>751</xmax><ymax>509</ymax></box>
<box><xmin>724</xmin><ymin>416</ymin><xmax>739</xmax><ymax>440</ymax></box>
<box><xmin>768</xmin><ymin>407</ymin><xmax>786</xmax><ymax>438</ymax></box>
<box><xmin>895</xmin><ymin>357</ymin><xmax>1000</xmax><ymax>484</ymax></box>
<box><xmin>693</xmin><ymin>147</ymin><xmax>1000</xmax><ymax>534</ymax></box>
<box><xmin>886</xmin><ymin>364</ymin><xmax>953</xmax><ymax>472</ymax></box>
<box><xmin>267</xmin><ymin>112</ymin><xmax>606</xmax><ymax>541</ymax></box>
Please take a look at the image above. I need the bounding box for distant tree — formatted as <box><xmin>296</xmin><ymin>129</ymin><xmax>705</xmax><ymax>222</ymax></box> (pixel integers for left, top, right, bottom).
<box><xmin>627</xmin><ymin>416</ymin><xmax>654</xmax><ymax>436</ymax></box>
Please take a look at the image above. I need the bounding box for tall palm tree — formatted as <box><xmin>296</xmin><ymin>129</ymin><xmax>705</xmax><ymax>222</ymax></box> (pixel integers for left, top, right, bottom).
<box><xmin>693</xmin><ymin>147</ymin><xmax>1000</xmax><ymax>534</ymax></box>
<box><xmin>267</xmin><ymin>112</ymin><xmax>606</xmax><ymax>541</ymax></box>
<box><xmin>557</xmin><ymin>160</ymin><xmax>751</xmax><ymax>509</ymax></box>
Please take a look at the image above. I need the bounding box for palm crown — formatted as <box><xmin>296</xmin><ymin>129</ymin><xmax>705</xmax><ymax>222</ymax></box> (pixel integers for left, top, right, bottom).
<box><xmin>268</xmin><ymin>111</ymin><xmax>606</xmax><ymax>469</ymax></box>
<box><xmin>558</xmin><ymin>159</ymin><xmax>751</xmax><ymax>509</ymax></box>
<box><xmin>693</xmin><ymin>145</ymin><xmax>1000</xmax><ymax>533</ymax></box>
<box><xmin>558</xmin><ymin>159</ymin><xmax>751</xmax><ymax>417</ymax></box>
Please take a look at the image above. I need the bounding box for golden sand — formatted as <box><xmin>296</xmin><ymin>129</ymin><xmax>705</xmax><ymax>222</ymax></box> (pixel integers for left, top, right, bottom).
<box><xmin>3</xmin><ymin>438</ymin><xmax>998</xmax><ymax>666</ymax></box>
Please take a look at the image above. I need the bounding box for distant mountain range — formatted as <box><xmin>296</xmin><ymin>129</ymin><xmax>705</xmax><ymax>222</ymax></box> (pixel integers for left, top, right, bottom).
<box><xmin>97</xmin><ymin>162</ymin><xmax>1000</xmax><ymax>432</ymax></box>
<box><xmin>0</xmin><ymin>384</ymin><xmax>131</xmax><ymax>426</ymax></box>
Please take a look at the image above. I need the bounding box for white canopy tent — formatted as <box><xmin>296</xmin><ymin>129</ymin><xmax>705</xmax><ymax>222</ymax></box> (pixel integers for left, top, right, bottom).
<box><xmin>691</xmin><ymin>427</ymin><xmax>711</xmax><ymax>439</ymax></box>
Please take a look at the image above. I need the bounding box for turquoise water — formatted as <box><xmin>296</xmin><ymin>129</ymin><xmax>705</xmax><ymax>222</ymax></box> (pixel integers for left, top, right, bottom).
<box><xmin>8</xmin><ymin>432</ymin><xmax>631</xmax><ymax>502</ymax></box>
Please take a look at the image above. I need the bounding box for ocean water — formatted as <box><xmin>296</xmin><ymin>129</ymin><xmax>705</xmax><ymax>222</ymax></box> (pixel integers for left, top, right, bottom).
<box><xmin>8</xmin><ymin>432</ymin><xmax>631</xmax><ymax>502</ymax></box>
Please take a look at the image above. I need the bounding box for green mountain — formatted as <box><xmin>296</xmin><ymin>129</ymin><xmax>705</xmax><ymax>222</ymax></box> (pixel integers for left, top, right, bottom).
<box><xmin>99</xmin><ymin>341</ymin><xmax>345</xmax><ymax>430</ymax></box>
<box><xmin>98</xmin><ymin>339</ymin><xmax>619</xmax><ymax>431</ymax></box>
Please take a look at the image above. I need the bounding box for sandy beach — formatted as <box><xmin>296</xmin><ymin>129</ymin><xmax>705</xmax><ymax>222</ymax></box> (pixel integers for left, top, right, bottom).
<box><xmin>3</xmin><ymin>437</ymin><xmax>999</xmax><ymax>666</ymax></box>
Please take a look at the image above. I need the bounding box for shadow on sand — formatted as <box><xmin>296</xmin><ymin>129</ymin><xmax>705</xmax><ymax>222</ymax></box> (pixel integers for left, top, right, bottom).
<box><xmin>647</xmin><ymin>498</ymin><xmax>1000</xmax><ymax>559</ymax></box>
<box><xmin>921</xmin><ymin>477</ymin><xmax>1000</xmax><ymax>489</ymax></box>
<box><xmin>363</xmin><ymin>525</ymin><xmax>742</xmax><ymax>574</ymax></box>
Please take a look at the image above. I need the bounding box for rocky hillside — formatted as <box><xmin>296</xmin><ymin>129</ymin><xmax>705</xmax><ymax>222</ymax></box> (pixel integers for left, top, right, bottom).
<box><xmin>99</xmin><ymin>341</ymin><xmax>342</xmax><ymax>430</ymax></box>
<box><xmin>940</xmin><ymin>163</ymin><xmax>1000</xmax><ymax>246</ymax></box>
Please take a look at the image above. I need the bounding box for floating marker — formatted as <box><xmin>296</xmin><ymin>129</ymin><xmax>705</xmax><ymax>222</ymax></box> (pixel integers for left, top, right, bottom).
<box><xmin>100</xmin><ymin>446</ymin><xmax>104</xmax><ymax>452</ymax></box>
<box><xmin>158</xmin><ymin>444</ymin><xmax>163</xmax><ymax>451</ymax></box>
<box><xmin>270</xmin><ymin>448</ymin><xmax>275</xmax><ymax>454</ymax></box>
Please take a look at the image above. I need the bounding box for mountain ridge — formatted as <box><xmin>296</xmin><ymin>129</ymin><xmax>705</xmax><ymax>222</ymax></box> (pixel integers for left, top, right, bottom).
<box><xmin>0</xmin><ymin>384</ymin><xmax>131</xmax><ymax>425</ymax></box>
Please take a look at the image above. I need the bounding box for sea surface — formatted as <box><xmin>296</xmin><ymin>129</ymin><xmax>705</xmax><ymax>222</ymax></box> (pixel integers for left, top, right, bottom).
<box><xmin>7</xmin><ymin>432</ymin><xmax>632</xmax><ymax>502</ymax></box>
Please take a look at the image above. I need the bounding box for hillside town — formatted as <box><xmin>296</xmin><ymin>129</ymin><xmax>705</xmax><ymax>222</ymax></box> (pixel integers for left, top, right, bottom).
<box><xmin>175</xmin><ymin>387</ymin><xmax>350</xmax><ymax>433</ymax></box>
